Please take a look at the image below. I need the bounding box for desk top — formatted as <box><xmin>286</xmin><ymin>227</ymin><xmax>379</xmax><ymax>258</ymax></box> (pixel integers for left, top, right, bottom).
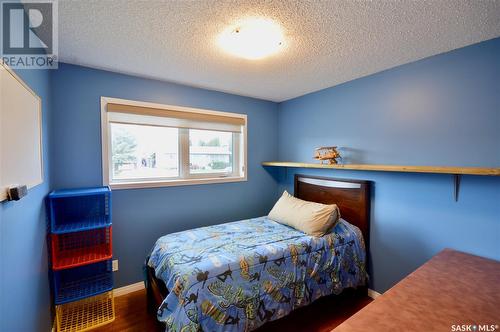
<box><xmin>334</xmin><ymin>249</ymin><xmax>500</xmax><ymax>332</ymax></box>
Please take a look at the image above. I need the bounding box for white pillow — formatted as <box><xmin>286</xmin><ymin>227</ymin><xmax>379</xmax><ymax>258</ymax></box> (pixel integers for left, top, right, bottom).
<box><xmin>268</xmin><ymin>191</ymin><xmax>340</xmax><ymax>237</ymax></box>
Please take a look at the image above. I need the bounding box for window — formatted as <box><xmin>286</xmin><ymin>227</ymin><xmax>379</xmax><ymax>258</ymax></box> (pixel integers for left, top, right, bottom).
<box><xmin>110</xmin><ymin>123</ymin><xmax>179</xmax><ymax>180</ymax></box>
<box><xmin>189</xmin><ymin>129</ymin><xmax>234</xmax><ymax>175</ymax></box>
<box><xmin>101</xmin><ymin>97</ymin><xmax>246</xmax><ymax>189</ymax></box>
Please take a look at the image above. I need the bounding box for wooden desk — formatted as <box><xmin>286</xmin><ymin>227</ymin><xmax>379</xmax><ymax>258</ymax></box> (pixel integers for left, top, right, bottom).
<box><xmin>334</xmin><ymin>249</ymin><xmax>500</xmax><ymax>331</ymax></box>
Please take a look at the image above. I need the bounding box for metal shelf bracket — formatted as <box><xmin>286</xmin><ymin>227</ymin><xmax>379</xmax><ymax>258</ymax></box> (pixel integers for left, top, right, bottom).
<box><xmin>453</xmin><ymin>174</ymin><xmax>461</xmax><ymax>202</ymax></box>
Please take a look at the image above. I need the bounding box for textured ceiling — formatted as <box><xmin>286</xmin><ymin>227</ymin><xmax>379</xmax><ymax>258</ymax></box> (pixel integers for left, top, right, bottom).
<box><xmin>58</xmin><ymin>0</ymin><xmax>500</xmax><ymax>102</ymax></box>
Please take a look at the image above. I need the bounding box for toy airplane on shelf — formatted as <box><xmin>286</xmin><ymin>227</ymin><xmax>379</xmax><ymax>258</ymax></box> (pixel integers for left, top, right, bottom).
<box><xmin>313</xmin><ymin>146</ymin><xmax>341</xmax><ymax>165</ymax></box>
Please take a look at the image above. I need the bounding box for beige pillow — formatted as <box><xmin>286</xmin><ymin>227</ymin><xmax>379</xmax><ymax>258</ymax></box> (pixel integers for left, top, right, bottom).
<box><xmin>268</xmin><ymin>191</ymin><xmax>340</xmax><ymax>237</ymax></box>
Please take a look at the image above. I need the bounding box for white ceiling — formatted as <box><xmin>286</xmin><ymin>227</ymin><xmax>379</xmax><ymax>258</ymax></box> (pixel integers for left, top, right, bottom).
<box><xmin>58</xmin><ymin>0</ymin><xmax>500</xmax><ymax>102</ymax></box>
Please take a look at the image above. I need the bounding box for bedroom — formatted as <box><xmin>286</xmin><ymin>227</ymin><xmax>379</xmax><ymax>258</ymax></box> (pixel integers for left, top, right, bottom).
<box><xmin>0</xmin><ymin>1</ymin><xmax>499</xmax><ymax>331</ymax></box>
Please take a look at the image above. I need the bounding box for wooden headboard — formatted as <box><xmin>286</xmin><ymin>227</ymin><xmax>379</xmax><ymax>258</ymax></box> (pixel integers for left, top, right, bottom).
<box><xmin>294</xmin><ymin>174</ymin><xmax>371</xmax><ymax>245</ymax></box>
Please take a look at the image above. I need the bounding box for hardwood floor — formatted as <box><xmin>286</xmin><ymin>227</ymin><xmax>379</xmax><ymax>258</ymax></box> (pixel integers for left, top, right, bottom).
<box><xmin>93</xmin><ymin>289</ymin><xmax>159</xmax><ymax>332</ymax></box>
<box><xmin>95</xmin><ymin>288</ymin><xmax>371</xmax><ymax>332</ymax></box>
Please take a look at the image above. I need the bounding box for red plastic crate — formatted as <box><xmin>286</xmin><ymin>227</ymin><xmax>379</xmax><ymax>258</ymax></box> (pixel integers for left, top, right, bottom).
<box><xmin>51</xmin><ymin>227</ymin><xmax>112</xmax><ymax>270</ymax></box>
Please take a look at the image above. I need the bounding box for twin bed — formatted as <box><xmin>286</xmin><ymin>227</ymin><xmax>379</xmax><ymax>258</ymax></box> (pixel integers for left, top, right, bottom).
<box><xmin>145</xmin><ymin>175</ymin><xmax>371</xmax><ymax>331</ymax></box>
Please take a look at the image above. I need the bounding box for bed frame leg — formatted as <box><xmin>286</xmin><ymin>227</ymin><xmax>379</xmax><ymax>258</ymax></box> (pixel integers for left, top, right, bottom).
<box><xmin>146</xmin><ymin>282</ymin><xmax>155</xmax><ymax>314</ymax></box>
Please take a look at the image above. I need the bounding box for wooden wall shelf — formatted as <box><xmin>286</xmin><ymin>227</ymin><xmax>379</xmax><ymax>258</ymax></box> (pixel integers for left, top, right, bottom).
<box><xmin>262</xmin><ymin>162</ymin><xmax>500</xmax><ymax>176</ymax></box>
<box><xmin>263</xmin><ymin>161</ymin><xmax>500</xmax><ymax>201</ymax></box>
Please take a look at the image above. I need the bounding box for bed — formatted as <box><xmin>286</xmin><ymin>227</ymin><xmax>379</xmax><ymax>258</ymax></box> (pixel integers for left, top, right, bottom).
<box><xmin>146</xmin><ymin>174</ymin><xmax>371</xmax><ymax>331</ymax></box>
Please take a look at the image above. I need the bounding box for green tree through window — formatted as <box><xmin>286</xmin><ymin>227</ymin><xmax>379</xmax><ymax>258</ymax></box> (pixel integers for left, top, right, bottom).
<box><xmin>112</xmin><ymin>128</ymin><xmax>137</xmax><ymax>173</ymax></box>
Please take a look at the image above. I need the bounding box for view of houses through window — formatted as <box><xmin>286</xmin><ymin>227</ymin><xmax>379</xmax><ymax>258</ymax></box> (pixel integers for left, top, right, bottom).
<box><xmin>189</xmin><ymin>129</ymin><xmax>233</xmax><ymax>174</ymax></box>
<box><xmin>110</xmin><ymin>123</ymin><xmax>233</xmax><ymax>181</ymax></box>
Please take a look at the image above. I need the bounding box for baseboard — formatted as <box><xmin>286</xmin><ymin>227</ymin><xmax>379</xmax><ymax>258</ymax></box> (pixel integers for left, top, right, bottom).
<box><xmin>368</xmin><ymin>288</ymin><xmax>382</xmax><ymax>299</ymax></box>
<box><xmin>114</xmin><ymin>281</ymin><xmax>145</xmax><ymax>297</ymax></box>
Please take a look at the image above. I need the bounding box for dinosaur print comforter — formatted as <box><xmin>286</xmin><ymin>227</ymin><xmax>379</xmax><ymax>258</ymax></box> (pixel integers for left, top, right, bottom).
<box><xmin>147</xmin><ymin>216</ymin><xmax>366</xmax><ymax>332</ymax></box>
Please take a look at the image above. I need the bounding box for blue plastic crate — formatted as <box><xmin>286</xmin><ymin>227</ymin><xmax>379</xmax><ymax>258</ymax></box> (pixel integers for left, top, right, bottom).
<box><xmin>53</xmin><ymin>260</ymin><xmax>114</xmax><ymax>305</ymax></box>
<box><xmin>49</xmin><ymin>187</ymin><xmax>112</xmax><ymax>234</ymax></box>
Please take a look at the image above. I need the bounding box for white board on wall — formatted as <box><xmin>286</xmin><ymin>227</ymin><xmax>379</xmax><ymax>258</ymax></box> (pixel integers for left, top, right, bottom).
<box><xmin>0</xmin><ymin>62</ymin><xmax>43</xmax><ymax>201</ymax></box>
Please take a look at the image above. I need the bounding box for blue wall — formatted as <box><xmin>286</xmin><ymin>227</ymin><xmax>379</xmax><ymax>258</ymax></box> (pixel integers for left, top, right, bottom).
<box><xmin>50</xmin><ymin>63</ymin><xmax>279</xmax><ymax>287</ymax></box>
<box><xmin>0</xmin><ymin>69</ymin><xmax>52</xmax><ymax>331</ymax></box>
<box><xmin>275</xmin><ymin>38</ymin><xmax>500</xmax><ymax>292</ymax></box>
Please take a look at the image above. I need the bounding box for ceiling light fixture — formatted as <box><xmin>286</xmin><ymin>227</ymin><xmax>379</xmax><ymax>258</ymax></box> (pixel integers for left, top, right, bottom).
<box><xmin>217</xmin><ymin>17</ymin><xmax>284</xmax><ymax>60</ymax></box>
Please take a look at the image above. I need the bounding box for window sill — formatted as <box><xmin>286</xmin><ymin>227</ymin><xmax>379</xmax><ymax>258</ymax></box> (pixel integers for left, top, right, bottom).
<box><xmin>108</xmin><ymin>175</ymin><xmax>247</xmax><ymax>190</ymax></box>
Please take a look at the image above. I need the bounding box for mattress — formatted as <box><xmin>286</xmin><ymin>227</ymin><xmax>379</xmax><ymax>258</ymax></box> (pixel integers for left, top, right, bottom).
<box><xmin>147</xmin><ymin>216</ymin><xmax>367</xmax><ymax>332</ymax></box>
